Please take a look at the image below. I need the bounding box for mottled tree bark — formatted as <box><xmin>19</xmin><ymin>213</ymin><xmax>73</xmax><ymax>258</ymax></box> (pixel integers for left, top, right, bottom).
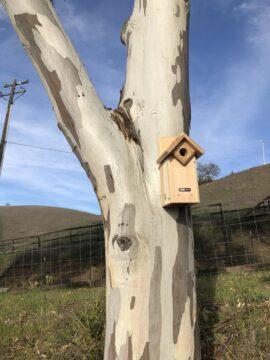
<box><xmin>1</xmin><ymin>0</ymin><xmax>200</xmax><ymax>358</ymax></box>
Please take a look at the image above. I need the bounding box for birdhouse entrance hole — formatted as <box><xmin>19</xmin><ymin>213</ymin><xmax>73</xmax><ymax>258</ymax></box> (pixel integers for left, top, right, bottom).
<box><xmin>179</xmin><ymin>147</ymin><xmax>187</xmax><ymax>156</ymax></box>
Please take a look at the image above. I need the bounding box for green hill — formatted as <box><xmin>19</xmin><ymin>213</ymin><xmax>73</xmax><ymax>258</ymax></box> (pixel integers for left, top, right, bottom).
<box><xmin>195</xmin><ymin>164</ymin><xmax>270</xmax><ymax>213</ymax></box>
<box><xmin>0</xmin><ymin>206</ymin><xmax>102</xmax><ymax>241</ymax></box>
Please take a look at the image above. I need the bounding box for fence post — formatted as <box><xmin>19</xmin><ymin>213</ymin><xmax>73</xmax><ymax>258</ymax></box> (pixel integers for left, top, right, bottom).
<box><xmin>38</xmin><ymin>236</ymin><xmax>43</xmax><ymax>287</ymax></box>
<box><xmin>219</xmin><ymin>203</ymin><xmax>233</xmax><ymax>266</ymax></box>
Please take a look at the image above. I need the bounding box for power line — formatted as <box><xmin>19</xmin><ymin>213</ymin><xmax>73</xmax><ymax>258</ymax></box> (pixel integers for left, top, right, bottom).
<box><xmin>6</xmin><ymin>140</ymin><xmax>269</xmax><ymax>162</ymax></box>
<box><xmin>6</xmin><ymin>141</ymin><xmax>72</xmax><ymax>154</ymax></box>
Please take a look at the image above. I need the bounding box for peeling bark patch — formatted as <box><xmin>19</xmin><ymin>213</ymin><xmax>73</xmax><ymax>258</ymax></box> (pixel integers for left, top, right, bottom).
<box><xmin>73</xmin><ymin>147</ymin><xmax>98</xmax><ymax>192</ymax></box>
<box><xmin>149</xmin><ymin>246</ymin><xmax>162</xmax><ymax>359</ymax></box>
<box><xmin>172</xmin><ymin>208</ymin><xmax>189</xmax><ymax>344</ymax></box>
<box><xmin>143</xmin><ymin>0</ymin><xmax>147</xmax><ymax>15</ymax></box>
<box><xmin>104</xmin><ymin>165</ymin><xmax>115</xmax><ymax>193</ymax></box>
<box><xmin>107</xmin><ymin>208</ymin><xmax>111</xmax><ymax>240</ymax></box>
<box><xmin>34</xmin><ymin>2</ymin><xmax>62</xmax><ymax>30</ymax></box>
<box><xmin>108</xmin><ymin>322</ymin><xmax>117</xmax><ymax>360</ymax></box>
<box><xmin>188</xmin><ymin>272</ymin><xmax>194</xmax><ymax>327</ymax></box>
<box><xmin>128</xmin><ymin>336</ymin><xmax>133</xmax><ymax>359</ymax></box>
<box><xmin>127</xmin><ymin>30</ymin><xmax>132</xmax><ymax>50</ymax></box>
<box><xmin>119</xmin><ymin>334</ymin><xmax>133</xmax><ymax>359</ymax></box>
<box><xmin>127</xmin><ymin>31</ymin><xmax>132</xmax><ymax>58</ymax></box>
<box><xmin>110</xmin><ymin>99</ymin><xmax>141</xmax><ymax>145</ymax></box>
<box><xmin>108</xmin><ymin>268</ymin><xmax>112</xmax><ymax>288</ymax></box>
<box><xmin>140</xmin><ymin>342</ymin><xmax>150</xmax><ymax>359</ymax></box>
<box><xmin>171</xmin><ymin>45</ymin><xmax>181</xmax><ymax>108</ymax></box>
<box><xmin>120</xmin><ymin>17</ymin><xmax>132</xmax><ymax>56</ymax></box>
<box><xmin>58</xmin><ymin>123</ymin><xmax>97</xmax><ymax>191</ymax></box>
<box><xmin>171</xmin><ymin>17</ymin><xmax>191</xmax><ymax>133</ymax></box>
<box><xmin>112</xmin><ymin>204</ymin><xmax>138</xmax><ymax>253</ymax></box>
<box><xmin>87</xmin><ymin>166</ymin><xmax>98</xmax><ymax>192</ymax></box>
<box><xmin>118</xmin><ymin>86</ymin><xmax>125</xmax><ymax>108</ymax></box>
<box><xmin>15</xmin><ymin>14</ymin><xmax>81</xmax><ymax>146</ymax></box>
<box><xmin>130</xmin><ymin>296</ymin><xmax>136</xmax><ymax>310</ymax></box>
<box><xmin>104</xmin><ymin>207</ymin><xmax>111</xmax><ymax>241</ymax></box>
<box><xmin>123</xmin><ymin>98</ymin><xmax>133</xmax><ymax>113</ymax></box>
<box><xmin>122</xmin><ymin>203</ymin><xmax>136</xmax><ymax>232</ymax></box>
<box><xmin>171</xmin><ymin>81</ymin><xmax>180</xmax><ymax>107</ymax></box>
<box><xmin>58</xmin><ymin>122</ymin><xmax>76</xmax><ymax>150</ymax></box>
<box><xmin>106</xmin><ymin>287</ymin><xmax>121</xmax><ymax>358</ymax></box>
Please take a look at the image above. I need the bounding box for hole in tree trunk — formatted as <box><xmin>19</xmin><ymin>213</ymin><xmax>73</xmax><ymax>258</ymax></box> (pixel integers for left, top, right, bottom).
<box><xmin>113</xmin><ymin>236</ymin><xmax>133</xmax><ymax>251</ymax></box>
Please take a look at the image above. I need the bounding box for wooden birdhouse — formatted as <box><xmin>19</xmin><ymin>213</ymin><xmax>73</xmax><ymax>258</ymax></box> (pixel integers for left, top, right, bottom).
<box><xmin>157</xmin><ymin>133</ymin><xmax>204</xmax><ymax>207</ymax></box>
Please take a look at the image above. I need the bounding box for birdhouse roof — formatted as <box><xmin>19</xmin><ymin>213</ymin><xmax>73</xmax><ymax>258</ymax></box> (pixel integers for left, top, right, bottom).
<box><xmin>157</xmin><ymin>133</ymin><xmax>204</xmax><ymax>164</ymax></box>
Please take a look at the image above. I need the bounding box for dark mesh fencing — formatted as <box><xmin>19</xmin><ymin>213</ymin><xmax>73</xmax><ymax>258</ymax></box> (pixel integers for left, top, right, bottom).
<box><xmin>193</xmin><ymin>203</ymin><xmax>270</xmax><ymax>273</ymax></box>
<box><xmin>1</xmin><ymin>204</ymin><xmax>270</xmax><ymax>290</ymax></box>
<box><xmin>0</xmin><ymin>224</ymin><xmax>105</xmax><ymax>289</ymax></box>
<box><xmin>193</xmin><ymin>203</ymin><xmax>270</xmax><ymax>359</ymax></box>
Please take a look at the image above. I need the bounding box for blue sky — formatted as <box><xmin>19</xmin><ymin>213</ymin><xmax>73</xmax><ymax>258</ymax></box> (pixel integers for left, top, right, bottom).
<box><xmin>0</xmin><ymin>0</ymin><xmax>269</xmax><ymax>214</ymax></box>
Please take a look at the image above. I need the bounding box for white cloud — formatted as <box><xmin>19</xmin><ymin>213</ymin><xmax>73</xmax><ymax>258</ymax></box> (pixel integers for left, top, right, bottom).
<box><xmin>242</xmin><ymin>3</ymin><xmax>270</xmax><ymax>56</ymax></box>
<box><xmin>56</xmin><ymin>2</ymin><xmax>107</xmax><ymax>42</ymax></box>
<box><xmin>0</xmin><ymin>82</ymin><xmax>97</xmax><ymax>212</ymax></box>
<box><xmin>0</xmin><ymin>144</ymin><xmax>98</xmax><ymax>212</ymax></box>
<box><xmin>234</xmin><ymin>1</ymin><xmax>267</xmax><ymax>13</ymax></box>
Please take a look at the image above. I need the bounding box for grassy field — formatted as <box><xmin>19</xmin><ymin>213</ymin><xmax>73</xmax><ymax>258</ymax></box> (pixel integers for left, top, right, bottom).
<box><xmin>198</xmin><ymin>270</ymin><xmax>270</xmax><ymax>359</ymax></box>
<box><xmin>0</xmin><ymin>287</ymin><xmax>105</xmax><ymax>359</ymax></box>
<box><xmin>0</xmin><ymin>270</ymin><xmax>269</xmax><ymax>359</ymax></box>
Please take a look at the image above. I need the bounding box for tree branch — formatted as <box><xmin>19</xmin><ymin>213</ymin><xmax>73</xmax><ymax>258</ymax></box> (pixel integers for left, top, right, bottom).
<box><xmin>120</xmin><ymin>0</ymin><xmax>191</xmax><ymax>181</ymax></box>
<box><xmin>1</xmin><ymin>0</ymin><xmax>141</xmax><ymax>189</ymax></box>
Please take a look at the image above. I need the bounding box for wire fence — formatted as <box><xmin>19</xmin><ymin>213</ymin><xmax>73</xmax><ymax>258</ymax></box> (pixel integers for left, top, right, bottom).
<box><xmin>193</xmin><ymin>202</ymin><xmax>270</xmax><ymax>274</ymax></box>
<box><xmin>0</xmin><ymin>224</ymin><xmax>105</xmax><ymax>289</ymax></box>
<box><xmin>0</xmin><ymin>205</ymin><xmax>270</xmax><ymax>358</ymax></box>
<box><xmin>0</xmin><ymin>203</ymin><xmax>270</xmax><ymax>290</ymax></box>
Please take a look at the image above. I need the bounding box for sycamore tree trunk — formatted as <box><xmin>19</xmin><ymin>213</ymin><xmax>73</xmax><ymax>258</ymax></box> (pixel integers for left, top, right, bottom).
<box><xmin>1</xmin><ymin>0</ymin><xmax>200</xmax><ymax>358</ymax></box>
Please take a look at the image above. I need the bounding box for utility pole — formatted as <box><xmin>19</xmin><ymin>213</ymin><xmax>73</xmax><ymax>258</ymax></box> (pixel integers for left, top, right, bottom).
<box><xmin>0</xmin><ymin>79</ymin><xmax>28</xmax><ymax>176</ymax></box>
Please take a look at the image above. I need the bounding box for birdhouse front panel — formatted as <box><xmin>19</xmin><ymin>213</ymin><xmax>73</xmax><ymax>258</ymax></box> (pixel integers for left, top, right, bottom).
<box><xmin>158</xmin><ymin>134</ymin><xmax>204</xmax><ymax>207</ymax></box>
